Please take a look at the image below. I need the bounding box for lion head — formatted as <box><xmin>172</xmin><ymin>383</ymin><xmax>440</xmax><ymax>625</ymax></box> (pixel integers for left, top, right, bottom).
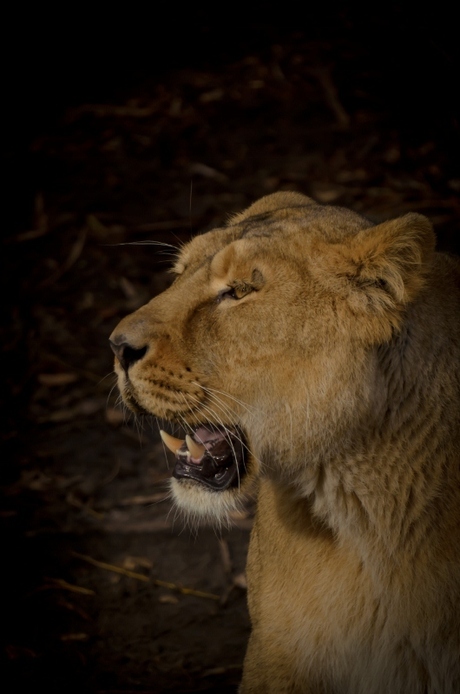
<box><xmin>110</xmin><ymin>191</ymin><xmax>436</xmax><ymax>524</ymax></box>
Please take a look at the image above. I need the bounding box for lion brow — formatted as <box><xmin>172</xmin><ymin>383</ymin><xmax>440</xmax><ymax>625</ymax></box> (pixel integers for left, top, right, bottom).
<box><xmin>239</xmin><ymin>213</ymin><xmax>275</xmax><ymax>238</ymax></box>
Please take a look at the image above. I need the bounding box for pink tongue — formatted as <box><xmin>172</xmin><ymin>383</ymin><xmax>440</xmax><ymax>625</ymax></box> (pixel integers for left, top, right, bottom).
<box><xmin>182</xmin><ymin>427</ymin><xmax>223</xmax><ymax>465</ymax></box>
<box><xmin>194</xmin><ymin>427</ymin><xmax>225</xmax><ymax>446</ymax></box>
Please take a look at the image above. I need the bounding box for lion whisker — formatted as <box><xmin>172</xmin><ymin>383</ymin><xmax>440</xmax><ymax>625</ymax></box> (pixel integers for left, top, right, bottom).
<box><xmin>105</xmin><ymin>379</ymin><xmax>120</xmax><ymax>409</ymax></box>
<box><xmin>112</xmin><ymin>240</ymin><xmax>179</xmax><ymax>250</ymax></box>
<box><xmin>193</xmin><ymin>382</ymin><xmax>259</xmax><ymax>416</ymax></box>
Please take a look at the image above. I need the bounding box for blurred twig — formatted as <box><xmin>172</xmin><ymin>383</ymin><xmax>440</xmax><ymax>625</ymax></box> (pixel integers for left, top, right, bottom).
<box><xmin>73</xmin><ymin>552</ymin><xmax>220</xmax><ymax>600</ymax></box>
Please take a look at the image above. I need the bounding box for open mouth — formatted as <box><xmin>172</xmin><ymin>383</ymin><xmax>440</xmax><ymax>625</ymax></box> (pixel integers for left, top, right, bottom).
<box><xmin>160</xmin><ymin>425</ymin><xmax>247</xmax><ymax>491</ymax></box>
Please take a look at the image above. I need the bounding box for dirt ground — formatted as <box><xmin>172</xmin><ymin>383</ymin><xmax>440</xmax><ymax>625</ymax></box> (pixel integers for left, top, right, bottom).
<box><xmin>2</xmin><ymin>15</ymin><xmax>459</xmax><ymax>694</ymax></box>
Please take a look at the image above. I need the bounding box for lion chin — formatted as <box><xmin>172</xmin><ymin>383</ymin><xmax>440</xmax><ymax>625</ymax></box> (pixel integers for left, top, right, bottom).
<box><xmin>169</xmin><ymin>478</ymin><xmax>245</xmax><ymax>528</ymax></box>
<box><xmin>110</xmin><ymin>191</ymin><xmax>460</xmax><ymax>694</ymax></box>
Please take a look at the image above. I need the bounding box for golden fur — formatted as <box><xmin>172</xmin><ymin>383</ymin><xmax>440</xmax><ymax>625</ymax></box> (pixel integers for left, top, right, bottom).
<box><xmin>110</xmin><ymin>192</ymin><xmax>460</xmax><ymax>693</ymax></box>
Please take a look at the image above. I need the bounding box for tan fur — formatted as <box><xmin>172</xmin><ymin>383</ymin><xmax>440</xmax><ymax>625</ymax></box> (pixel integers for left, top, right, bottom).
<box><xmin>110</xmin><ymin>192</ymin><xmax>460</xmax><ymax>693</ymax></box>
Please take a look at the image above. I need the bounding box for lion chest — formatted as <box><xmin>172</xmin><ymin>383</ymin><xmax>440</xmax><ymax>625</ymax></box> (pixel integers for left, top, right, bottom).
<box><xmin>243</xmin><ymin>480</ymin><xmax>422</xmax><ymax>693</ymax></box>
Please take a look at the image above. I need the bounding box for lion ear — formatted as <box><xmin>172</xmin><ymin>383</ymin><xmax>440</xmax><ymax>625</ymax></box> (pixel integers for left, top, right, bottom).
<box><xmin>312</xmin><ymin>213</ymin><xmax>436</xmax><ymax>339</ymax></box>
<box><xmin>344</xmin><ymin>212</ymin><xmax>435</xmax><ymax>305</ymax></box>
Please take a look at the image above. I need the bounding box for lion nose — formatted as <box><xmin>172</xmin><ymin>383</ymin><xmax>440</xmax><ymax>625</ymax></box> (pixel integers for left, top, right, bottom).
<box><xmin>109</xmin><ymin>335</ymin><xmax>147</xmax><ymax>371</ymax></box>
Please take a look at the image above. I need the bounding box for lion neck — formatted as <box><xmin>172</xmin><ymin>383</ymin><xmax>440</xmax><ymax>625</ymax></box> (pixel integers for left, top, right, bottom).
<box><xmin>253</xmin><ymin>306</ymin><xmax>459</xmax><ymax>582</ymax></box>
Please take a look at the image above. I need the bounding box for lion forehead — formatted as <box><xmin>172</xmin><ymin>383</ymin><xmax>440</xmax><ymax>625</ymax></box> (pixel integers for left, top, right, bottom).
<box><xmin>176</xmin><ymin>201</ymin><xmax>374</xmax><ymax>277</ymax></box>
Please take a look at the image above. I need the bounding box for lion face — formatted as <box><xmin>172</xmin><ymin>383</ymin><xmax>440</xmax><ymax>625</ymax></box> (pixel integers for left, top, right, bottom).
<box><xmin>110</xmin><ymin>192</ymin><xmax>435</xmax><ymax>522</ymax></box>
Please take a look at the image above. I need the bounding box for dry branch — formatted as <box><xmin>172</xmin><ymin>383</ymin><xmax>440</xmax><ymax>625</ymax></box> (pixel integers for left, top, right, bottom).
<box><xmin>73</xmin><ymin>552</ymin><xmax>220</xmax><ymax>600</ymax></box>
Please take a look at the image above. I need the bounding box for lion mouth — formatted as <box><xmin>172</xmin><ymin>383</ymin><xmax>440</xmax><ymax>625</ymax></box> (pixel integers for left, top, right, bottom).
<box><xmin>160</xmin><ymin>425</ymin><xmax>247</xmax><ymax>491</ymax></box>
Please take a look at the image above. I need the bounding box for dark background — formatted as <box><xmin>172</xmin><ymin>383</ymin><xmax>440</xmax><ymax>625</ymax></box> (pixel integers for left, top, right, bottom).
<box><xmin>2</xmin><ymin>9</ymin><xmax>459</xmax><ymax>693</ymax></box>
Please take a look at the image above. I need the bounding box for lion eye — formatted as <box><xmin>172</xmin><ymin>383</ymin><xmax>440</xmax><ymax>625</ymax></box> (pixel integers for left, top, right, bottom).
<box><xmin>217</xmin><ymin>285</ymin><xmax>250</xmax><ymax>303</ymax></box>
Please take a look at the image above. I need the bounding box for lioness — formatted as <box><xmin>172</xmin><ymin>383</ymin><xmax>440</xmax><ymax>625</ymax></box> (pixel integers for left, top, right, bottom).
<box><xmin>110</xmin><ymin>192</ymin><xmax>460</xmax><ymax>693</ymax></box>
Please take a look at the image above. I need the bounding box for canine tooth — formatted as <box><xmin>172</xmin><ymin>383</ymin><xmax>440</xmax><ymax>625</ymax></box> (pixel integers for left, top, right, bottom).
<box><xmin>185</xmin><ymin>435</ymin><xmax>206</xmax><ymax>459</ymax></box>
<box><xmin>160</xmin><ymin>430</ymin><xmax>184</xmax><ymax>454</ymax></box>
